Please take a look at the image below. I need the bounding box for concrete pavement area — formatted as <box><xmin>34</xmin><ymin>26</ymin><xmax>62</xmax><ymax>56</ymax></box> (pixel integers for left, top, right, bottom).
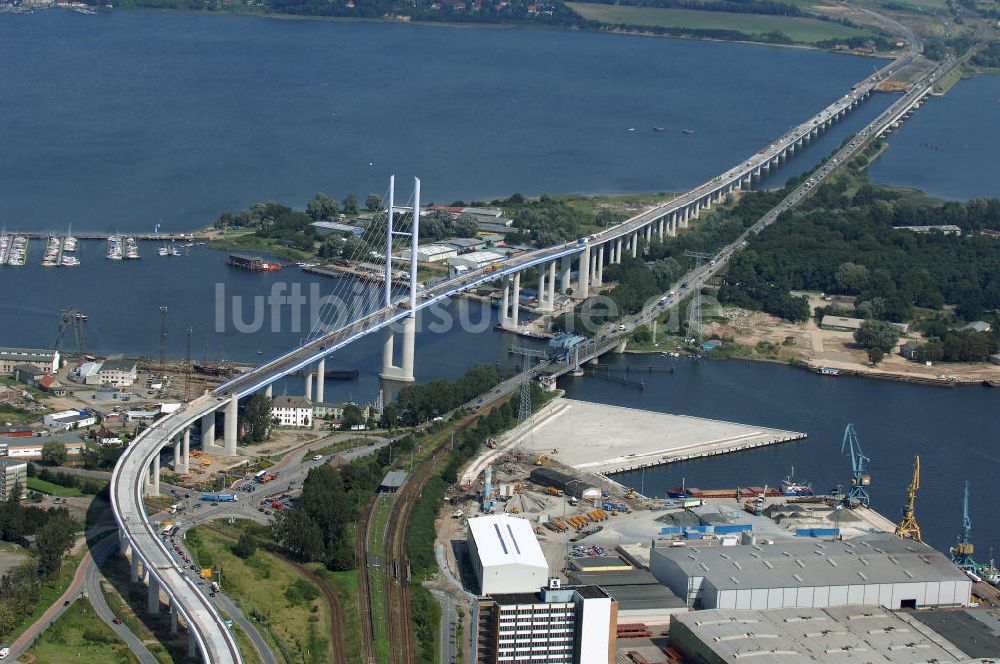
<box><xmin>528</xmin><ymin>398</ymin><xmax>805</xmax><ymax>474</ymax></box>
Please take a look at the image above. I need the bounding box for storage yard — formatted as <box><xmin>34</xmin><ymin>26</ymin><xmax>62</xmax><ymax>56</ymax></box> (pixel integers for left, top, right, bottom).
<box><xmin>519</xmin><ymin>398</ymin><xmax>806</xmax><ymax>474</ymax></box>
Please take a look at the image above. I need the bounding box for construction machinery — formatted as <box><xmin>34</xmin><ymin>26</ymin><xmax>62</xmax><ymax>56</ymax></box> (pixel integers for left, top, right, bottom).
<box><xmin>896</xmin><ymin>455</ymin><xmax>922</xmax><ymax>542</ymax></box>
<box><xmin>534</xmin><ymin>453</ymin><xmax>547</xmax><ymax>466</ymax></box>
<box><xmin>951</xmin><ymin>480</ymin><xmax>977</xmax><ymax>571</ymax></box>
<box><xmin>841</xmin><ymin>423</ymin><xmax>871</xmax><ymax>508</ymax></box>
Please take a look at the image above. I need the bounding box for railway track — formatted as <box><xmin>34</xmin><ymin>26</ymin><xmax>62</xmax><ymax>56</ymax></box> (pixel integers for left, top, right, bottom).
<box><xmin>378</xmin><ymin>406</ymin><xmax>500</xmax><ymax>664</ymax></box>
<box><xmin>200</xmin><ymin>523</ymin><xmax>348</xmax><ymax>664</ymax></box>
<box><xmin>357</xmin><ymin>494</ymin><xmax>379</xmax><ymax>664</ymax></box>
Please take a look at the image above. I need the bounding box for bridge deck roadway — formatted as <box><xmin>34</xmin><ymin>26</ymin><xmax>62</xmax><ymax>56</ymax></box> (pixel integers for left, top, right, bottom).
<box><xmin>112</xmin><ymin>395</ymin><xmax>244</xmax><ymax>664</ymax></box>
<box><xmin>111</xmin><ymin>38</ymin><xmax>949</xmax><ymax>664</ymax></box>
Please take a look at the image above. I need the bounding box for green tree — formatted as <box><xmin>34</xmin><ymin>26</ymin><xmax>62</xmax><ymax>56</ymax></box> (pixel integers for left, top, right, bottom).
<box><xmin>854</xmin><ymin>320</ymin><xmax>901</xmax><ymax>359</ymax></box>
<box><xmin>365</xmin><ymin>192</ymin><xmax>383</xmax><ymax>213</ymax></box>
<box><xmin>40</xmin><ymin>440</ymin><xmax>67</xmax><ymax>466</ymax></box>
<box><xmin>306</xmin><ymin>192</ymin><xmax>339</xmax><ymax>221</ymax></box>
<box><xmin>340</xmin><ymin>404</ymin><xmax>365</xmax><ymax>430</ymax></box>
<box><xmin>835</xmin><ymin>262</ymin><xmax>870</xmax><ymax>293</ymax></box>
<box><xmin>231</xmin><ymin>531</ymin><xmax>258</xmax><ymax>559</ymax></box>
<box><xmin>343</xmin><ymin>193</ymin><xmax>359</xmax><ymax>215</ymax></box>
<box><xmin>35</xmin><ymin>512</ymin><xmax>77</xmax><ymax>578</ymax></box>
<box><xmin>242</xmin><ymin>393</ymin><xmax>274</xmax><ymax>444</ymax></box>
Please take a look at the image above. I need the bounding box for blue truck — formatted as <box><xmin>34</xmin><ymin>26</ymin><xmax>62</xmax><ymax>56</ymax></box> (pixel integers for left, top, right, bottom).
<box><xmin>200</xmin><ymin>493</ymin><xmax>238</xmax><ymax>502</ymax></box>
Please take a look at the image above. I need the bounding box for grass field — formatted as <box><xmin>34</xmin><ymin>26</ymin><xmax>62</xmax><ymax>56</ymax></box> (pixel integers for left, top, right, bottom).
<box><xmin>25</xmin><ymin>599</ymin><xmax>139</xmax><ymax>664</ymax></box>
<box><xmin>26</xmin><ymin>477</ymin><xmax>83</xmax><ymax>497</ymax></box>
<box><xmin>186</xmin><ymin>526</ymin><xmax>333</xmax><ymax>664</ymax></box>
<box><xmin>99</xmin><ymin>576</ymin><xmax>175</xmax><ymax>664</ymax></box>
<box><xmin>566</xmin><ymin>3</ymin><xmax>871</xmax><ymax>43</ymax></box>
<box><xmin>315</xmin><ymin>568</ymin><xmax>364</xmax><ymax>664</ymax></box>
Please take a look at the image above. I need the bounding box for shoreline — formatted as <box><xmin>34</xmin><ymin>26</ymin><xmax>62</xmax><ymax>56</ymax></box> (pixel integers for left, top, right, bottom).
<box><xmin>623</xmin><ymin>348</ymin><xmax>995</xmax><ymax>389</ymax></box>
<box><xmin>29</xmin><ymin>3</ymin><xmax>904</xmax><ymax>58</ymax></box>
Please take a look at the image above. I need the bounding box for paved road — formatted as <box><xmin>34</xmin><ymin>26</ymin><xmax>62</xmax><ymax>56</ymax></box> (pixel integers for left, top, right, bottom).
<box><xmin>8</xmin><ymin>535</ymin><xmax>114</xmax><ymax>662</ymax></box>
<box><xmin>82</xmin><ymin>538</ymin><xmax>160</xmax><ymax>664</ymax></box>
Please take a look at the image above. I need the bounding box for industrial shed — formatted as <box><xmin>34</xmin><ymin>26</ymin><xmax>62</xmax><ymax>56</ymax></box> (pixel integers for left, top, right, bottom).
<box><xmin>467</xmin><ymin>514</ymin><xmax>549</xmax><ymax>595</ymax></box>
<box><xmin>570</xmin><ymin>569</ymin><xmax>687</xmax><ymax>625</ymax></box>
<box><xmin>670</xmin><ymin>605</ymin><xmax>971</xmax><ymax>664</ymax></box>
<box><xmin>650</xmin><ymin>533</ymin><xmax>971</xmax><ymax>611</ymax></box>
<box><xmin>529</xmin><ymin>467</ymin><xmax>601</xmax><ymax>501</ymax></box>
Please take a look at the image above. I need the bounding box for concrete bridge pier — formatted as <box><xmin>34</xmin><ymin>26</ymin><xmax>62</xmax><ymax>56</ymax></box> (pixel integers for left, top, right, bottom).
<box><xmin>315</xmin><ymin>356</ymin><xmax>325</xmax><ymax>404</ymax></box>
<box><xmin>380</xmin><ymin>315</ymin><xmax>417</xmax><ymax>381</ymax></box>
<box><xmin>559</xmin><ymin>256</ymin><xmax>572</xmax><ymax>294</ymax></box>
<box><xmin>172</xmin><ymin>438</ymin><xmax>182</xmax><ymax>473</ymax></box>
<box><xmin>170</xmin><ymin>603</ymin><xmax>179</xmax><ymax>635</ymax></box>
<box><xmin>130</xmin><ymin>549</ymin><xmax>140</xmax><ymax>583</ymax></box>
<box><xmin>178</xmin><ymin>428</ymin><xmax>190</xmax><ymax>474</ymax></box>
<box><xmin>146</xmin><ymin>453</ymin><xmax>160</xmax><ymax>496</ymax></box>
<box><xmin>576</xmin><ymin>244</ymin><xmax>590</xmax><ymax>299</ymax></box>
<box><xmin>630</xmin><ymin>232</ymin><xmax>638</xmax><ymax>258</ymax></box>
<box><xmin>657</xmin><ymin>217</ymin><xmax>665</xmax><ymax>242</ymax></box>
<box><xmin>188</xmin><ymin>635</ymin><xmax>198</xmax><ymax>659</ymax></box>
<box><xmin>223</xmin><ymin>395</ymin><xmax>238</xmax><ymax>455</ymax></box>
<box><xmin>264</xmin><ymin>384</ymin><xmax>272</xmax><ymax>398</ymax></box>
<box><xmin>147</xmin><ymin>572</ymin><xmax>160</xmax><ymax>614</ymax></box>
<box><xmin>304</xmin><ymin>371</ymin><xmax>313</xmax><ymax>402</ymax></box>
<box><xmin>596</xmin><ymin>245</ymin><xmax>605</xmax><ymax>286</ymax></box>
<box><xmin>547</xmin><ymin>261</ymin><xmax>556</xmax><ymax>309</ymax></box>
<box><xmin>200</xmin><ymin>412</ymin><xmax>215</xmax><ymax>450</ymax></box>
<box><xmin>537</xmin><ymin>263</ymin><xmax>555</xmax><ymax>311</ymax></box>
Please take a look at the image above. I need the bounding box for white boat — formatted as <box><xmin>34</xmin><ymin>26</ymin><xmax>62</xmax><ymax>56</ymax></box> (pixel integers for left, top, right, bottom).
<box><xmin>158</xmin><ymin>246</ymin><xmax>169</xmax><ymax>256</ymax></box>
<box><xmin>107</xmin><ymin>235</ymin><xmax>123</xmax><ymax>260</ymax></box>
<box><xmin>61</xmin><ymin>255</ymin><xmax>80</xmax><ymax>266</ymax></box>
<box><xmin>125</xmin><ymin>237</ymin><xmax>140</xmax><ymax>259</ymax></box>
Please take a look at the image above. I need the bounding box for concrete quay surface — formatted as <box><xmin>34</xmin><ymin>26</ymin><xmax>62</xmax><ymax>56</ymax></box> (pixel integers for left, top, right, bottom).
<box><xmin>525</xmin><ymin>398</ymin><xmax>806</xmax><ymax>475</ymax></box>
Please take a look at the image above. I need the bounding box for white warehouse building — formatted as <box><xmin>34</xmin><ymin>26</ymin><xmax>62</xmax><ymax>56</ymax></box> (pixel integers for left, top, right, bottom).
<box><xmin>448</xmin><ymin>250</ymin><xmax>505</xmax><ymax>273</ymax></box>
<box><xmin>650</xmin><ymin>533</ymin><xmax>971</xmax><ymax>611</ymax></box>
<box><xmin>415</xmin><ymin>244</ymin><xmax>458</xmax><ymax>263</ymax></box>
<box><xmin>467</xmin><ymin>514</ymin><xmax>549</xmax><ymax>595</ymax></box>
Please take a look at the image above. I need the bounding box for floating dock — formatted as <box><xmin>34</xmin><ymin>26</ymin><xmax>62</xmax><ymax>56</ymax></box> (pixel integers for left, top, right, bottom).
<box><xmin>526</xmin><ymin>398</ymin><xmax>806</xmax><ymax>475</ymax></box>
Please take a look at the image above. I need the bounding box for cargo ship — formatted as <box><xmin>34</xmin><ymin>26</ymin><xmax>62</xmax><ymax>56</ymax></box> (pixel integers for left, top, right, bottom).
<box><xmin>227</xmin><ymin>253</ymin><xmax>282</xmax><ymax>272</ymax></box>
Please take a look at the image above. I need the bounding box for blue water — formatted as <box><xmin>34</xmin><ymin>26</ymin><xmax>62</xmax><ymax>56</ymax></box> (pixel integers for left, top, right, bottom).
<box><xmin>0</xmin><ymin>9</ymin><xmax>883</xmax><ymax>233</ymax></box>
<box><xmin>561</xmin><ymin>354</ymin><xmax>1000</xmax><ymax>558</ymax></box>
<box><xmin>869</xmin><ymin>75</ymin><xmax>1000</xmax><ymax>199</ymax></box>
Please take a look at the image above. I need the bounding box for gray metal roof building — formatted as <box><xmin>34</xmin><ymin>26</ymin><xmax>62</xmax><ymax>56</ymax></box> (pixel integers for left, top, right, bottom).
<box><xmin>379</xmin><ymin>470</ymin><xmax>409</xmax><ymax>492</ymax></box>
<box><xmin>650</xmin><ymin>533</ymin><xmax>971</xmax><ymax>611</ymax></box>
<box><xmin>670</xmin><ymin>605</ymin><xmax>975</xmax><ymax>664</ymax></box>
<box><xmin>567</xmin><ymin>568</ymin><xmax>687</xmax><ymax>624</ymax></box>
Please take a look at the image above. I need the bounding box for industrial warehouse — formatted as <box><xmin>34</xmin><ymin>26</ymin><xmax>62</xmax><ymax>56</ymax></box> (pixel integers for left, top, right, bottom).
<box><xmin>467</xmin><ymin>514</ymin><xmax>550</xmax><ymax>594</ymax></box>
<box><xmin>650</xmin><ymin>532</ymin><xmax>971</xmax><ymax>610</ymax></box>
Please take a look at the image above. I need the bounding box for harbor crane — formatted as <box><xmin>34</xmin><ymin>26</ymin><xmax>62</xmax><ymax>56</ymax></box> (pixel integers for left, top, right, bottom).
<box><xmin>54</xmin><ymin>308</ymin><xmax>87</xmax><ymax>356</ymax></box>
<box><xmin>840</xmin><ymin>423</ymin><xmax>871</xmax><ymax>508</ymax></box>
<box><xmin>950</xmin><ymin>480</ymin><xmax>977</xmax><ymax>571</ymax></box>
<box><xmin>895</xmin><ymin>455</ymin><xmax>922</xmax><ymax>542</ymax></box>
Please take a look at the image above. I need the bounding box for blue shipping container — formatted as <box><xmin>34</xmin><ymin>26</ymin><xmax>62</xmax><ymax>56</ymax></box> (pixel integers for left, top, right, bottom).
<box><xmin>715</xmin><ymin>524</ymin><xmax>753</xmax><ymax>534</ymax></box>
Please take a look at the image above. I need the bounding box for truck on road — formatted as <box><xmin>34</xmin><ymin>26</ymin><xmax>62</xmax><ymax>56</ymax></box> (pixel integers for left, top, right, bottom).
<box><xmin>201</xmin><ymin>493</ymin><xmax>238</xmax><ymax>502</ymax></box>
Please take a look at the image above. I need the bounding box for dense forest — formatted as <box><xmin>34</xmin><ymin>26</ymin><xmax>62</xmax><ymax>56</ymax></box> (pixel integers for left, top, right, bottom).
<box><xmin>717</xmin><ymin>184</ymin><xmax>1000</xmax><ymax>323</ymax></box>
<box><xmin>972</xmin><ymin>41</ymin><xmax>1000</xmax><ymax>68</ymax></box>
<box><xmin>0</xmin><ymin>494</ymin><xmax>81</xmax><ymax>636</ymax></box>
